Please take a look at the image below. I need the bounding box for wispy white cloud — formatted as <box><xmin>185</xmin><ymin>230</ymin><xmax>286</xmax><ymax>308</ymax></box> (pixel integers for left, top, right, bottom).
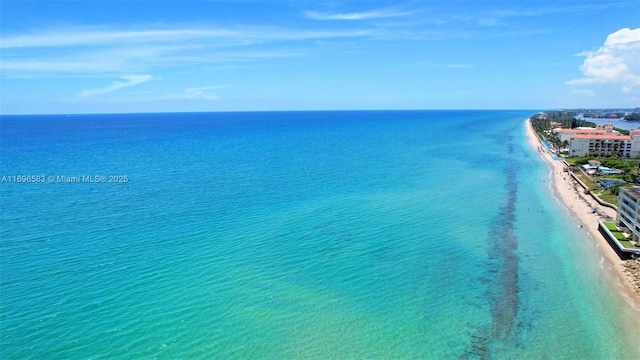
<box><xmin>183</xmin><ymin>85</ymin><xmax>228</xmax><ymax>101</ymax></box>
<box><xmin>0</xmin><ymin>28</ymin><xmax>237</xmax><ymax>49</ymax></box>
<box><xmin>420</xmin><ymin>62</ymin><xmax>474</xmax><ymax>69</ymax></box>
<box><xmin>0</xmin><ymin>44</ymin><xmax>209</xmax><ymax>75</ymax></box>
<box><xmin>68</xmin><ymin>84</ymin><xmax>229</xmax><ymax>103</ymax></box>
<box><xmin>566</xmin><ymin>27</ymin><xmax>640</xmax><ymax>92</ymax></box>
<box><xmin>0</xmin><ymin>25</ymin><xmax>371</xmax><ymax>77</ymax></box>
<box><xmin>486</xmin><ymin>3</ymin><xmax>617</xmax><ymax>18</ymax></box>
<box><xmin>444</xmin><ymin>3</ymin><xmax>630</xmax><ymax>29</ymax></box>
<box><xmin>1</xmin><ymin>59</ymin><xmax>123</xmax><ymax>75</ymax></box>
<box><xmin>572</xmin><ymin>88</ymin><xmax>595</xmax><ymax>96</ymax></box>
<box><xmin>76</xmin><ymin>75</ymin><xmax>153</xmax><ymax>97</ymax></box>
<box><xmin>0</xmin><ymin>46</ymin><xmax>305</xmax><ymax>76</ymax></box>
<box><xmin>476</xmin><ymin>18</ymin><xmax>506</xmax><ymax>27</ymax></box>
<box><xmin>305</xmin><ymin>9</ymin><xmax>411</xmax><ymax>21</ymax></box>
<box><xmin>0</xmin><ymin>26</ymin><xmax>371</xmax><ymax>49</ymax></box>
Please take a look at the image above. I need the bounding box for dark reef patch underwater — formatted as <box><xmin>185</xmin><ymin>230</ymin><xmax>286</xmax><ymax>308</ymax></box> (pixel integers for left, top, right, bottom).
<box><xmin>1</xmin><ymin>111</ymin><xmax>638</xmax><ymax>358</ymax></box>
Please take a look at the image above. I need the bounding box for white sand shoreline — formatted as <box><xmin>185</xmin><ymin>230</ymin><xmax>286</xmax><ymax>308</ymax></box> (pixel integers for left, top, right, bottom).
<box><xmin>524</xmin><ymin>119</ymin><xmax>640</xmax><ymax>313</ymax></box>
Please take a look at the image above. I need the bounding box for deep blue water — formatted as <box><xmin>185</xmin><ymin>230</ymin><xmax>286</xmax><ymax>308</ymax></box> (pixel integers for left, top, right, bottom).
<box><xmin>1</xmin><ymin>111</ymin><xmax>638</xmax><ymax>358</ymax></box>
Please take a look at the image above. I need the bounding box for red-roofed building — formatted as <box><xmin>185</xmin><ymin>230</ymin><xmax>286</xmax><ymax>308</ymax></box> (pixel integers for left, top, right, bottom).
<box><xmin>552</xmin><ymin>121</ymin><xmax>617</xmax><ymax>142</ymax></box>
<box><xmin>551</xmin><ymin>121</ymin><xmax>640</xmax><ymax>157</ymax></box>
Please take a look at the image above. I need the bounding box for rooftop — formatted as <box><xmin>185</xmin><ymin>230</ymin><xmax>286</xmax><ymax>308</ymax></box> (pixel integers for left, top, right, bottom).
<box><xmin>553</xmin><ymin>128</ymin><xmax>605</xmax><ymax>133</ymax></box>
<box><xmin>571</xmin><ymin>134</ymin><xmax>632</xmax><ymax>140</ymax></box>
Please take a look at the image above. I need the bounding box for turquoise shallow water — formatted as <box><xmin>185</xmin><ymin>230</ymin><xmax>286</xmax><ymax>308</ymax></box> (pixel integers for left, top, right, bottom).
<box><xmin>1</xmin><ymin>111</ymin><xmax>639</xmax><ymax>358</ymax></box>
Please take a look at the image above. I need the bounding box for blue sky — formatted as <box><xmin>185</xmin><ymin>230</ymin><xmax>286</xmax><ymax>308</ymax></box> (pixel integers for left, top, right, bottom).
<box><xmin>1</xmin><ymin>0</ymin><xmax>639</xmax><ymax>114</ymax></box>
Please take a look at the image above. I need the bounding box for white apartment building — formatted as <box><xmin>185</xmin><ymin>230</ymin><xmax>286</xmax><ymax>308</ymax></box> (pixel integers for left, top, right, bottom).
<box><xmin>556</xmin><ymin>122</ymin><xmax>640</xmax><ymax>158</ymax></box>
<box><xmin>552</xmin><ymin>122</ymin><xmax>617</xmax><ymax>143</ymax></box>
<box><xmin>568</xmin><ymin>134</ymin><xmax>639</xmax><ymax>157</ymax></box>
<box><xmin>618</xmin><ymin>186</ymin><xmax>640</xmax><ymax>242</ymax></box>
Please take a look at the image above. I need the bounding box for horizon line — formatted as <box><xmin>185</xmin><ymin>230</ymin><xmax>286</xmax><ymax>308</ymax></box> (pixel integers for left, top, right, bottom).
<box><xmin>0</xmin><ymin>108</ymin><xmax>564</xmax><ymax>117</ymax></box>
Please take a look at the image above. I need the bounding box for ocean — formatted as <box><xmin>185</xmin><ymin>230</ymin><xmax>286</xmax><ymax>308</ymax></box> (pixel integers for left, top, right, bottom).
<box><xmin>1</xmin><ymin>111</ymin><xmax>638</xmax><ymax>359</ymax></box>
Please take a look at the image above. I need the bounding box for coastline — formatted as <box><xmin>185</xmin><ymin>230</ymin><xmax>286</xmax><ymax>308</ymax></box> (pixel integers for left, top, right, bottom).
<box><xmin>524</xmin><ymin>119</ymin><xmax>640</xmax><ymax>311</ymax></box>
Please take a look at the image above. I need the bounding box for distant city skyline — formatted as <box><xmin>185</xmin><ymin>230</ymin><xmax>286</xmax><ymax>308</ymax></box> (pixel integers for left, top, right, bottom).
<box><xmin>1</xmin><ymin>0</ymin><xmax>639</xmax><ymax>114</ymax></box>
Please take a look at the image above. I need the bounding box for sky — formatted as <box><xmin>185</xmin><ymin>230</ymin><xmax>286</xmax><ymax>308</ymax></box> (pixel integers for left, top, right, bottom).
<box><xmin>0</xmin><ymin>0</ymin><xmax>639</xmax><ymax>114</ymax></box>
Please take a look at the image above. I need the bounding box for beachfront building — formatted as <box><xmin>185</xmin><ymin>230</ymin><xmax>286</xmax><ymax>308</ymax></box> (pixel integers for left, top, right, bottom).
<box><xmin>617</xmin><ymin>186</ymin><xmax>640</xmax><ymax>243</ymax></box>
<box><xmin>552</xmin><ymin>121</ymin><xmax>640</xmax><ymax>158</ymax></box>
<box><xmin>568</xmin><ymin>134</ymin><xmax>635</xmax><ymax>157</ymax></box>
<box><xmin>552</xmin><ymin>121</ymin><xmax>617</xmax><ymax>143</ymax></box>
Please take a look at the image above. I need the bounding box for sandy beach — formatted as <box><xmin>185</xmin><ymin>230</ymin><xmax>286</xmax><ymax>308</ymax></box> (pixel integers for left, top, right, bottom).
<box><xmin>525</xmin><ymin>119</ymin><xmax>640</xmax><ymax>312</ymax></box>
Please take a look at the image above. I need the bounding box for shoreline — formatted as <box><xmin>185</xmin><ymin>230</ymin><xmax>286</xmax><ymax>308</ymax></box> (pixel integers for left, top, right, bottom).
<box><xmin>524</xmin><ymin>119</ymin><xmax>640</xmax><ymax>311</ymax></box>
